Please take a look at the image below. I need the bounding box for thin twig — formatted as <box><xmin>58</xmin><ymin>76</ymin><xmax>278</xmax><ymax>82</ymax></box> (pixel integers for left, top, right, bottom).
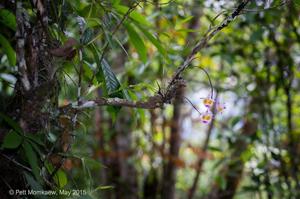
<box><xmin>1</xmin><ymin>153</ymin><xmax>32</xmax><ymax>172</ymax></box>
<box><xmin>77</xmin><ymin>48</ymin><xmax>84</xmax><ymax>105</ymax></box>
<box><xmin>184</xmin><ymin>97</ymin><xmax>202</xmax><ymax>115</ymax></box>
<box><xmin>87</xmin><ymin>0</ymin><xmax>142</xmax><ymax>87</ymax></box>
<box><xmin>167</xmin><ymin>0</ymin><xmax>251</xmax><ymax>91</ymax></box>
<box><xmin>188</xmin><ymin>56</ymin><xmax>214</xmax><ymax>98</ymax></box>
<box><xmin>62</xmin><ymin>0</ymin><xmax>251</xmax><ymax>111</ymax></box>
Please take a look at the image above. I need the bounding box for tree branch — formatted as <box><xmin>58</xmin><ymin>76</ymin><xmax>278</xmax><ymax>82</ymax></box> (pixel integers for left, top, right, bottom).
<box><xmin>16</xmin><ymin>2</ymin><xmax>31</xmax><ymax>91</ymax></box>
<box><xmin>62</xmin><ymin>0</ymin><xmax>250</xmax><ymax>111</ymax></box>
<box><xmin>73</xmin><ymin>95</ymin><xmax>163</xmax><ymax>110</ymax></box>
<box><xmin>167</xmin><ymin>0</ymin><xmax>250</xmax><ymax>87</ymax></box>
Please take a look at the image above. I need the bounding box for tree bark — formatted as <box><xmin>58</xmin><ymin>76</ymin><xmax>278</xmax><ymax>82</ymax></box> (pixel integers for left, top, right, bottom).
<box><xmin>0</xmin><ymin>1</ymin><xmax>59</xmax><ymax>196</ymax></box>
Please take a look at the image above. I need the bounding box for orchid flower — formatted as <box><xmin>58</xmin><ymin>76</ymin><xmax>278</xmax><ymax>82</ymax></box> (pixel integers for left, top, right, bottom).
<box><xmin>203</xmin><ymin>97</ymin><xmax>214</xmax><ymax>108</ymax></box>
<box><xmin>201</xmin><ymin>111</ymin><xmax>213</xmax><ymax>124</ymax></box>
<box><xmin>216</xmin><ymin>101</ymin><xmax>226</xmax><ymax>113</ymax></box>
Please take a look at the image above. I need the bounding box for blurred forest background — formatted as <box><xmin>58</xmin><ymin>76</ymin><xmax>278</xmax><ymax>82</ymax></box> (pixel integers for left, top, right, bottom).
<box><xmin>0</xmin><ymin>0</ymin><xmax>300</xmax><ymax>199</ymax></box>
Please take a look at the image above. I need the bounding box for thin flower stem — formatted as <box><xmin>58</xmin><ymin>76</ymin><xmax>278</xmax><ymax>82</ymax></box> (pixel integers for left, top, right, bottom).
<box><xmin>190</xmin><ymin>56</ymin><xmax>214</xmax><ymax>98</ymax></box>
<box><xmin>184</xmin><ymin>97</ymin><xmax>202</xmax><ymax>115</ymax></box>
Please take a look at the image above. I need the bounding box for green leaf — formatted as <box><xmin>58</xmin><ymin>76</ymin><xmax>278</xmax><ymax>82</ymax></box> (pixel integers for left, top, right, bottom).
<box><xmin>81</xmin><ymin>157</ymin><xmax>93</xmax><ymax>189</ymax></box>
<box><xmin>135</xmin><ymin>23</ymin><xmax>167</xmax><ymax>58</ymax></box>
<box><xmin>0</xmin><ymin>112</ymin><xmax>22</xmax><ymax>133</ymax></box>
<box><xmin>208</xmin><ymin>145</ymin><xmax>222</xmax><ymax>152</ymax></box>
<box><xmin>54</xmin><ymin>169</ymin><xmax>68</xmax><ymax>188</ymax></box>
<box><xmin>86</xmin><ymin>18</ymin><xmax>102</xmax><ymax>28</ymax></box>
<box><xmin>80</xmin><ymin>28</ymin><xmax>94</xmax><ymax>45</ymax></box>
<box><xmin>241</xmin><ymin>148</ymin><xmax>253</xmax><ymax>162</ymax></box>
<box><xmin>101</xmin><ymin>59</ymin><xmax>122</xmax><ymax>96</ymax></box>
<box><xmin>84</xmin><ymin>157</ymin><xmax>104</xmax><ymax>169</ymax></box>
<box><xmin>113</xmin><ymin>5</ymin><xmax>151</xmax><ymax>26</ymax></box>
<box><xmin>114</xmin><ymin>37</ymin><xmax>129</xmax><ymax>56</ymax></box>
<box><xmin>44</xmin><ymin>161</ymin><xmax>68</xmax><ymax>188</ymax></box>
<box><xmin>89</xmin><ymin>45</ymin><xmax>103</xmax><ymax>83</ymax></box>
<box><xmin>213</xmin><ymin>158</ymin><xmax>227</xmax><ymax>169</ymax></box>
<box><xmin>23</xmin><ymin>141</ymin><xmax>41</xmax><ymax>182</ymax></box>
<box><xmin>124</xmin><ymin>23</ymin><xmax>147</xmax><ymax>63</ymax></box>
<box><xmin>90</xmin><ymin>45</ymin><xmax>123</xmax><ymax>98</ymax></box>
<box><xmin>24</xmin><ymin>172</ymin><xmax>46</xmax><ymax>196</ymax></box>
<box><xmin>24</xmin><ymin>172</ymin><xmax>47</xmax><ymax>199</ymax></box>
<box><xmin>90</xmin><ymin>45</ymin><xmax>123</xmax><ymax>116</ymax></box>
<box><xmin>112</xmin><ymin>0</ymin><xmax>121</xmax><ymax>6</ymax></box>
<box><xmin>28</xmin><ymin>140</ymin><xmax>43</xmax><ymax>156</ymax></box>
<box><xmin>0</xmin><ymin>33</ymin><xmax>16</xmax><ymax>66</ymax></box>
<box><xmin>86</xmin><ymin>83</ymin><xmax>103</xmax><ymax>96</ymax></box>
<box><xmin>0</xmin><ymin>9</ymin><xmax>16</xmax><ymax>31</ymax></box>
<box><xmin>24</xmin><ymin>172</ymin><xmax>42</xmax><ymax>190</ymax></box>
<box><xmin>103</xmin><ymin>31</ymin><xmax>116</xmax><ymax>49</ymax></box>
<box><xmin>230</xmin><ymin>116</ymin><xmax>241</xmax><ymax>127</ymax></box>
<box><xmin>25</xmin><ymin>134</ymin><xmax>45</xmax><ymax>147</ymax></box>
<box><xmin>82</xmin><ymin>61</ymin><xmax>94</xmax><ymax>80</ymax></box>
<box><xmin>179</xmin><ymin>16</ymin><xmax>194</xmax><ymax>24</ymax></box>
<box><xmin>215</xmin><ymin>175</ymin><xmax>226</xmax><ymax>190</ymax></box>
<box><xmin>45</xmin><ymin>161</ymin><xmax>55</xmax><ymax>172</ymax></box>
<box><xmin>1</xmin><ymin>130</ymin><xmax>22</xmax><ymax>149</ymax></box>
<box><xmin>93</xmin><ymin>185</ymin><xmax>114</xmax><ymax>192</ymax></box>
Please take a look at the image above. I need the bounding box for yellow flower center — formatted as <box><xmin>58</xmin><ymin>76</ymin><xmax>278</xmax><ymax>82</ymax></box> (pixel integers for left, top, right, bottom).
<box><xmin>202</xmin><ymin>114</ymin><xmax>211</xmax><ymax>121</ymax></box>
<box><xmin>204</xmin><ymin>98</ymin><xmax>214</xmax><ymax>107</ymax></box>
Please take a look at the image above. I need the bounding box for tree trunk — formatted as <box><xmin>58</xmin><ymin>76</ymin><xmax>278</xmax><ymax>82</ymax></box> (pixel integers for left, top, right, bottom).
<box><xmin>115</xmin><ymin>109</ymin><xmax>139</xmax><ymax>199</ymax></box>
<box><xmin>205</xmin><ymin>117</ymin><xmax>257</xmax><ymax>199</ymax></box>
<box><xmin>103</xmin><ymin>108</ymin><xmax>138</xmax><ymax>199</ymax></box>
<box><xmin>94</xmin><ymin>97</ymin><xmax>110</xmax><ymax>198</ymax></box>
<box><xmin>161</xmin><ymin>87</ymin><xmax>184</xmax><ymax>199</ymax></box>
<box><xmin>0</xmin><ymin>1</ymin><xmax>59</xmax><ymax>197</ymax></box>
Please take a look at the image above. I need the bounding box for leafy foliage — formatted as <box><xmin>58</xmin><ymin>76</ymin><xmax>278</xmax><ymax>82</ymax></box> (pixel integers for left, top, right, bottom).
<box><xmin>1</xmin><ymin>0</ymin><xmax>300</xmax><ymax>199</ymax></box>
